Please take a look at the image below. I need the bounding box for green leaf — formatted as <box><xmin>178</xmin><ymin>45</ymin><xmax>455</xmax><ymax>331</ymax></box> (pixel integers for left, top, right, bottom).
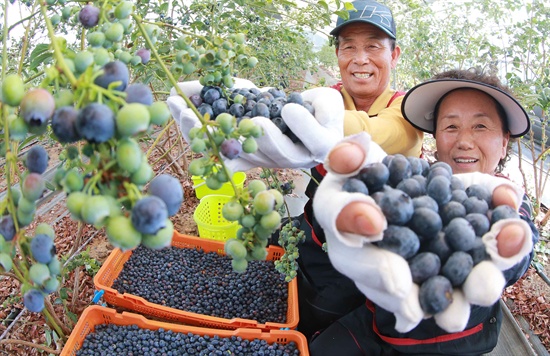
<box><xmin>59</xmin><ymin>287</ymin><xmax>69</xmax><ymax>300</ymax></box>
<box><xmin>335</xmin><ymin>10</ymin><xmax>350</xmax><ymax>20</ymax></box>
<box><xmin>45</xmin><ymin>181</ymin><xmax>57</xmax><ymax>191</ymax></box>
<box><xmin>52</xmin><ymin>330</ymin><xmax>60</xmax><ymax>343</ymax></box>
<box><xmin>30</xmin><ymin>51</ymin><xmax>53</xmax><ymax>72</ymax></box>
<box><xmin>157</xmin><ymin>45</ymin><xmax>171</xmax><ymax>54</ymax></box>
<box><xmin>159</xmin><ymin>3</ymin><xmax>169</xmax><ymax>13</ymax></box>
<box><xmin>29</xmin><ymin>44</ymin><xmax>52</xmax><ymax>72</ymax></box>
<box><xmin>344</xmin><ymin>2</ymin><xmax>355</xmax><ymax>11</ymax></box>
<box><xmin>67</xmin><ymin>311</ymin><xmax>78</xmax><ymax>324</ymax></box>
<box><xmin>45</xmin><ymin>329</ymin><xmax>52</xmax><ymax>345</ymax></box>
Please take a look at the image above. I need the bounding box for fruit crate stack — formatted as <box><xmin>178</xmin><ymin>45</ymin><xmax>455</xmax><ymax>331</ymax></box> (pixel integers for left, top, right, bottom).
<box><xmin>61</xmin><ymin>232</ymin><xmax>305</xmax><ymax>354</ymax></box>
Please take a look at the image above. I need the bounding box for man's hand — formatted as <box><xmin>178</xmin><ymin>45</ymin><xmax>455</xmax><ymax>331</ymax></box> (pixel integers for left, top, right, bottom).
<box><xmin>166</xmin><ymin>80</ymin><xmax>345</xmax><ymax>171</ymax></box>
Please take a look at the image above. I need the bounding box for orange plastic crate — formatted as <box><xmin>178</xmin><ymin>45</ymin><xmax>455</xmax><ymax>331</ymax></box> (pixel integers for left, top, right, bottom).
<box><xmin>94</xmin><ymin>231</ymin><xmax>299</xmax><ymax>331</ymax></box>
<box><xmin>61</xmin><ymin>305</ymin><xmax>308</xmax><ymax>356</ymax></box>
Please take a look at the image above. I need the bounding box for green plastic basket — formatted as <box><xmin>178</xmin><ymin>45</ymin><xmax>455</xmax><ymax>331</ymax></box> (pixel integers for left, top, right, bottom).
<box><xmin>192</xmin><ymin>172</ymin><xmax>246</xmax><ymax>199</ymax></box>
<box><xmin>193</xmin><ymin>195</ymin><xmax>239</xmax><ymax>241</ymax></box>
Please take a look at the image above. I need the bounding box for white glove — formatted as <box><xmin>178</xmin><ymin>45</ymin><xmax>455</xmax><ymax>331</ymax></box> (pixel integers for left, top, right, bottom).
<box><xmin>167</xmin><ymin>80</ymin><xmax>345</xmax><ymax>170</ymax></box>
<box><xmin>313</xmin><ymin>132</ymin><xmax>533</xmax><ymax>334</ymax></box>
<box><xmin>229</xmin><ymin>87</ymin><xmax>345</xmax><ymax>170</ymax></box>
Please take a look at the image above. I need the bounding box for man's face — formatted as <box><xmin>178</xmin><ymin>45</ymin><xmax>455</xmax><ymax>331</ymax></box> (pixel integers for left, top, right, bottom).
<box><xmin>336</xmin><ymin>23</ymin><xmax>400</xmax><ymax>104</ymax></box>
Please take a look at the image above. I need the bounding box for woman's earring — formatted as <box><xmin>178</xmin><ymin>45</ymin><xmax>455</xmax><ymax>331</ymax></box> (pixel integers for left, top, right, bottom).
<box><xmin>434</xmin><ymin>151</ymin><xmax>439</xmax><ymax>160</ymax></box>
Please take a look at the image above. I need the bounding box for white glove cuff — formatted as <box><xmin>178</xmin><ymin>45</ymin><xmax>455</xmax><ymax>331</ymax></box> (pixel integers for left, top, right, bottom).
<box><xmin>462</xmin><ymin>261</ymin><xmax>505</xmax><ymax>306</ymax></box>
<box><xmin>323</xmin><ymin>132</ymin><xmax>387</xmax><ymax>178</ymax></box>
<box><xmin>482</xmin><ymin>218</ymin><xmax>533</xmax><ymax>270</ymax></box>
<box><xmin>454</xmin><ymin>172</ymin><xmax>523</xmax><ymax>209</ymax></box>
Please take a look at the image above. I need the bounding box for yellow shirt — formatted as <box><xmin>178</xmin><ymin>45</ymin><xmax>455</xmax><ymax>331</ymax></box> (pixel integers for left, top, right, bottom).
<box><xmin>341</xmin><ymin>85</ymin><xmax>423</xmax><ymax>157</ymax></box>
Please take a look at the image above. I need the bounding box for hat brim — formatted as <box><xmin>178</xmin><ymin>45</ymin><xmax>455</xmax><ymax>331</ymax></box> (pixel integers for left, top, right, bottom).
<box><xmin>330</xmin><ymin>18</ymin><xmax>396</xmax><ymax>39</ymax></box>
<box><xmin>401</xmin><ymin>79</ymin><xmax>530</xmax><ymax>138</ymax></box>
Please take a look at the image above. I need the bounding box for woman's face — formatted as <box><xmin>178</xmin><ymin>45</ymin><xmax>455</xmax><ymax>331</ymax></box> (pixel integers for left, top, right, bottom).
<box><xmin>434</xmin><ymin>89</ymin><xmax>509</xmax><ymax>175</ymax></box>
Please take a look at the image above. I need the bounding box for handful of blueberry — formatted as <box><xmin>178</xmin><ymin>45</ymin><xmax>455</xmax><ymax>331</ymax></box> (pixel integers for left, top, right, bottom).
<box><xmin>193</xmin><ymin>85</ymin><xmax>314</xmax><ymax>143</ymax></box>
<box><xmin>343</xmin><ymin>155</ymin><xmax>520</xmax><ymax>316</ymax></box>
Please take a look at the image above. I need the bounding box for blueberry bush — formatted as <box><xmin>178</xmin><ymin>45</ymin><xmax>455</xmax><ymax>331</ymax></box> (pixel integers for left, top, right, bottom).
<box><xmin>0</xmin><ymin>0</ymin><xmax>340</xmax><ymax>353</ymax></box>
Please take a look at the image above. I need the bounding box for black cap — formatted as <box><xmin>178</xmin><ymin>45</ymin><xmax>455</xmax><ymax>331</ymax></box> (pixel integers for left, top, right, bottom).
<box><xmin>330</xmin><ymin>1</ymin><xmax>396</xmax><ymax>39</ymax></box>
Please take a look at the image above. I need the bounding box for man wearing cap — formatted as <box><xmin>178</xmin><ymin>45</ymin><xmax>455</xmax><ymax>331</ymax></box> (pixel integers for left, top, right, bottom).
<box><xmin>166</xmin><ymin>0</ymin><xmax>424</xmax><ymax>341</ymax></box>
<box><xmin>306</xmin><ymin>69</ymin><xmax>538</xmax><ymax>355</ymax></box>
<box><xmin>295</xmin><ymin>0</ymin><xmax>423</xmax><ymax>340</ymax></box>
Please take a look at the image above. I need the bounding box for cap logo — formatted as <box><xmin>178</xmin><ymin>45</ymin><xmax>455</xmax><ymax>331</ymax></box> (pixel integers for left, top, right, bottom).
<box><xmin>359</xmin><ymin>5</ymin><xmax>393</xmax><ymax>30</ymax></box>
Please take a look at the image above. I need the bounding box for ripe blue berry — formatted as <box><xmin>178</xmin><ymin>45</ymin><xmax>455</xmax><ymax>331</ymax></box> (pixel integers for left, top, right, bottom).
<box><xmin>465</xmin><ymin>213</ymin><xmax>490</xmax><ymax>237</ymax></box>
<box><xmin>396</xmin><ymin>177</ymin><xmax>424</xmax><ymax>198</ymax></box>
<box><xmin>30</xmin><ymin>234</ymin><xmax>55</xmax><ymax>264</ymax></box>
<box><xmin>23</xmin><ymin>289</ymin><xmax>45</xmax><ymax>312</ymax></box>
<box><xmin>444</xmin><ymin>217</ymin><xmax>476</xmax><ymax>251</ymax></box>
<box><xmin>0</xmin><ymin>215</ymin><xmax>16</xmax><ymax>241</ymax></box>
<box><xmin>26</xmin><ymin>145</ymin><xmax>49</xmax><ymax>174</ymax></box>
<box><xmin>378</xmin><ymin>188</ymin><xmax>414</xmax><ymax>225</ymax></box>
<box><xmin>94</xmin><ymin>61</ymin><xmax>129</xmax><ymax>91</ymax></box>
<box><xmin>79</xmin><ymin>5</ymin><xmax>100</xmax><ymax>28</ymax></box>
<box><xmin>76</xmin><ymin>103</ymin><xmax>115</xmax><ymax>143</ymax></box>
<box><xmin>490</xmin><ymin>205</ymin><xmax>519</xmax><ymax>224</ymax></box>
<box><xmin>439</xmin><ymin>201</ymin><xmax>466</xmax><ymax>225</ymax></box>
<box><xmin>387</xmin><ymin>154</ymin><xmax>412</xmax><ymax>187</ymax></box>
<box><xmin>359</xmin><ymin>163</ymin><xmax>390</xmax><ymax>192</ymax></box>
<box><xmin>426</xmin><ymin>232</ymin><xmax>453</xmax><ymax>263</ymax></box>
<box><xmin>51</xmin><ymin>106</ymin><xmax>81</xmax><ymax>143</ymax></box>
<box><xmin>427</xmin><ymin>174</ymin><xmax>452</xmax><ymax>206</ymax></box>
<box><xmin>466</xmin><ymin>184</ymin><xmax>492</xmax><ymax>206</ymax></box>
<box><xmin>408</xmin><ymin>207</ymin><xmax>442</xmax><ymax>242</ymax></box>
<box><xmin>148</xmin><ymin>174</ymin><xmax>183</xmax><ymax>217</ymax></box>
<box><xmin>419</xmin><ymin>275</ymin><xmax>453</xmax><ymax>315</ymax></box>
<box><xmin>342</xmin><ymin>178</ymin><xmax>369</xmax><ymax>195</ymax></box>
<box><xmin>463</xmin><ymin>196</ymin><xmax>489</xmax><ymax>215</ymax></box>
<box><xmin>412</xmin><ymin>195</ymin><xmax>439</xmax><ymax>212</ymax></box>
<box><xmin>408</xmin><ymin>252</ymin><xmax>441</xmax><ymax>284</ymax></box>
<box><xmin>125</xmin><ymin>83</ymin><xmax>153</xmax><ymax>105</ymax></box>
<box><xmin>376</xmin><ymin>225</ymin><xmax>420</xmax><ymax>259</ymax></box>
<box><xmin>467</xmin><ymin>237</ymin><xmax>489</xmax><ymax>265</ymax></box>
<box><xmin>131</xmin><ymin>196</ymin><xmax>168</xmax><ymax>235</ymax></box>
<box><xmin>220</xmin><ymin>138</ymin><xmax>242</xmax><ymax>159</ymax></box>
<box><xmin>441</xmin><ymin>251</ymin><xmax>473</xmax><ymax>286</ymax></box>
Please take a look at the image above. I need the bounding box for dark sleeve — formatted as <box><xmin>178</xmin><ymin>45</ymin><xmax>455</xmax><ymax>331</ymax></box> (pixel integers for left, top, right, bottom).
<box><xmin>502</xmin><ymin>193</ymin><xmax>539</xmax><ymax>286</ymax></box>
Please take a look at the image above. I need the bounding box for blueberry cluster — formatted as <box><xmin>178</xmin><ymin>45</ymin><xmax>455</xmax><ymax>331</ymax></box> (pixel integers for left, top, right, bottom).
<box><xmin>21</xmin><ymin>224</ymin><xmax>61</xmax><ymax>313</ymax></box>
<box><xmin>343</xmin><ymin>155</ymin><xmax>520</xmax><ymax>315</ymax></box>
<box><xmin>193</xmin><ymin>85</ymin><xmax>313</xmax><ymax>143</ymax></box>
<box><xmin>77</xmin><ymin>2</ymin><xmax>156</xmax><ymax>67</ymax></box>
<box><xmin>76</xmin><ymin>324</ymin><xmax>300</xmax><ymax>355</ymax></box>
<box><xmin>112</xmin><ymin>245</ymin><xmax>288</xmax><ymax>323</ymax></box>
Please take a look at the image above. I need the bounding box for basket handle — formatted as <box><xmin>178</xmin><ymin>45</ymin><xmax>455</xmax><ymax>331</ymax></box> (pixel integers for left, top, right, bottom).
<box><xmin>192</xmin><ymin>181</ymin><xmax>207</xmax><ymax>189</ymax></box>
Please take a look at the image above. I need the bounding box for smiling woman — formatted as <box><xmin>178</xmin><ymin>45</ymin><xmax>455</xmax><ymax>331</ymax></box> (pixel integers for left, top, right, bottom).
<box><xmin>402</xmin><ymin>69</ymin><xmax>530</xmax><ymax>176</ymax></box>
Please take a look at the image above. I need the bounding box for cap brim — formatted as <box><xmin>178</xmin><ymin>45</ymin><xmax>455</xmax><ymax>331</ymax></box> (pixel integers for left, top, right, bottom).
<box><xmin>330</xmin><ymin>19</ymin><xmax>396</xmax><ymax>39</ymax></box>
<box><xmin>401</xmin><ymin>79</ymin><xmax>530</xmax><ymax>138</ymax></box>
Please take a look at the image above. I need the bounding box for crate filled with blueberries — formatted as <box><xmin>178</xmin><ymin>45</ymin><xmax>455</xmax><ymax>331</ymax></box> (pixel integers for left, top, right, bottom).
<box><xmin>93</xmin><ymin>232</ymin><xmax>299</xmax><ymax>331</ymax></box>
<box><xmin>61</xmin><ymin>306</ymin><xmax>307</xmax><ymax>356</ymax></box>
